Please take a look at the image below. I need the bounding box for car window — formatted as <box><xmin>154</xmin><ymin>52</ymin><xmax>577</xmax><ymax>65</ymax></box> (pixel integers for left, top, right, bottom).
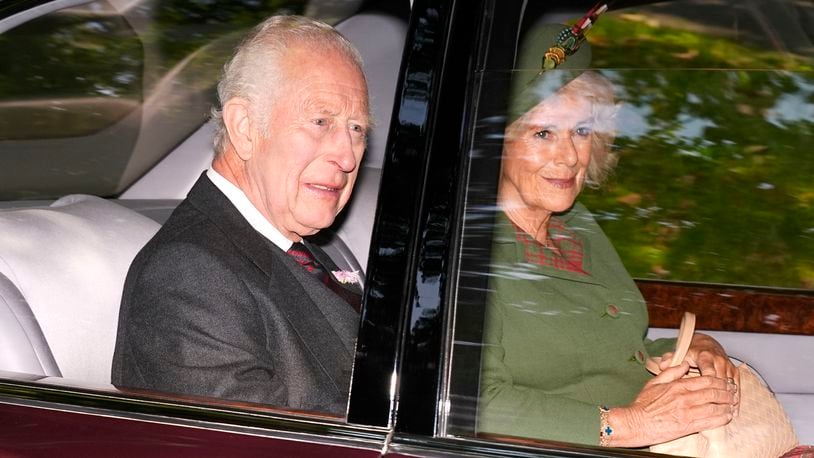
<box><xmin>0</xmin><ymin>0</ymin><xmax>364</xmax><ymax>200</ymax></box>
<box><xmin>0</xmin><ymin>0</ymin><xmax>144</xmax><ymax>199</ymax></box>
<box><xmin>441</xmin><ymin>0</ymin><xmax>813</xmax><ymax>449</ymax></box>
<box><xmin>0</xmin><ymin>0</ymin><xmax>406</xmax><ymax>426</ymax></box>
<box><xmin>580</xmin><ymin>1</ymin><xmax>814</xmax><ymax>289</ymax></box>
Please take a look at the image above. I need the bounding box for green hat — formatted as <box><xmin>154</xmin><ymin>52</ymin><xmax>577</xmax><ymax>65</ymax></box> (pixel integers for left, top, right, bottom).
<box><xmin>508</xmin><ymin>23</ymin><xmax>594</xmax><ymax>123</ymax></box>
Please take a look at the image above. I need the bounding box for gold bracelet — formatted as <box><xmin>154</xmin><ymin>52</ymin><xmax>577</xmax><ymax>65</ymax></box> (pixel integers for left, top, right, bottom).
<box><xmin>598</xmin><ymin>405</ymin><xmax>613</xmax><ymax>447</ymax></box>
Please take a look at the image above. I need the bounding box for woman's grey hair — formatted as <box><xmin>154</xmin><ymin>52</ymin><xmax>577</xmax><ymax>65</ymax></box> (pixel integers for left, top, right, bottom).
<box><xmin>210</xmin><ymin>15</ymin><xmax>366</xmax><ymax>155</ymax></box>
<box><xmin>561</xmin><ymin>71</ymin><xmax>619</xmax><ymax>188</ymax></box>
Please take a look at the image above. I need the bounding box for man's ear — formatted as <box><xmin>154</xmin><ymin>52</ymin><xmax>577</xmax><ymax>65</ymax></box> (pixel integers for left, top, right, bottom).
<box><xmin>222</xmin><ymin>98</ymin><xmax>255</xmax><ymax>161</ymax></box>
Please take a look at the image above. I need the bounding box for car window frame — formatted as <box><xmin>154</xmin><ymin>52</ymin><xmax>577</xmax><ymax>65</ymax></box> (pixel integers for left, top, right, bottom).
<box><xmin>0</xmin><ymin>0</ymin><xmax>409</xmax><ymax>448</ymax></box>
<box><xmin>438</xmin><ymin>0</ymin><xmax>814</xmax><ymax>451</ymax></box>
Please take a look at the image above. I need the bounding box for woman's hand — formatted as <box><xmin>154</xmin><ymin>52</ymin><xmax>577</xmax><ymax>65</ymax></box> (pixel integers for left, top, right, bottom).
<box><xmin>687</xmin><ymin>333</ymin><xmax>740</xmax><ymax>381</ymax></box>
<box><xmin>605</xmin><ymin>362</ymin><xmax>738</xmax><ymax>448</ymax></box>
<box><xmin>658</xmin><ymin>333</ymin><xmax>741</xmax><ymax>413</ymax></box>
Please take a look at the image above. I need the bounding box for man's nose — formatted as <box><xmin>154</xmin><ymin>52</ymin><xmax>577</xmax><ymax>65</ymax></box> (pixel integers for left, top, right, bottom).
<box><xmin>326</xmin><ymin>127</ymin><xmax>359</xmax><ymax>173</ymax></box>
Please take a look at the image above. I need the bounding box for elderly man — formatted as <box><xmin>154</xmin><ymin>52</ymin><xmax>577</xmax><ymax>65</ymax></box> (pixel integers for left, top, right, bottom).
<box><xmin>111</xmin><ymin>15</ymin><xmax>369</xmax><ymax>416</ymax></box>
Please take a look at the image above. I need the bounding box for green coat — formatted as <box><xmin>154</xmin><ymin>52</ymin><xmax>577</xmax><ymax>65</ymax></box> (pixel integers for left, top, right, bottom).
<box><xmin>478</xmin><ymin>203</ymin><xmax>674</xmax><ymax>445</ymax></box>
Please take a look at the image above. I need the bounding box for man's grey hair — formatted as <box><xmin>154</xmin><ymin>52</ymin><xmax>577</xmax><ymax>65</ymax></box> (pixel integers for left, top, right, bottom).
<box><xmin>210</xmin><ymin>15</ymin><xmax>366</xmax><ymax>155</ymax></box>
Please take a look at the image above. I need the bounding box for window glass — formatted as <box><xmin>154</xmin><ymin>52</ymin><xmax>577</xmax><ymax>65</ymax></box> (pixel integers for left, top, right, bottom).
<box><xmin>0</xmin><ymin>0</ymin><xmax>144</xmax><ymax>199</ymax></box>
<box><xmin>0</xmin><ymin>2</ymin><xmax>143</xmax><ymax>140</ymax></box>
<box><xmin>0</xmin><ymin>0</ymin><xmax>365</xmax><ymax>200</ymax></box>
<box><xmin>0</xmin><ymin>0</ymin><xmax>399</xmax><ymax>425</ymax></box>
<box><xmin>581</xmin><ymin>1</ymin><xmax>814</xmax><ymax>289</ymax></box>
<box><xmin>443</xmin><ymin>0</ymin><xmax>813</xmax><ymax>449</ymax></box>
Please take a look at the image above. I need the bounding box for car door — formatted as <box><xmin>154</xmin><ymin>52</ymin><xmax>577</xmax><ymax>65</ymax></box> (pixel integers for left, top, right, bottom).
<box><xmin>373</xmin><ymin>0</ymin><xmax>814</xmax><ymax>455</ymax></box>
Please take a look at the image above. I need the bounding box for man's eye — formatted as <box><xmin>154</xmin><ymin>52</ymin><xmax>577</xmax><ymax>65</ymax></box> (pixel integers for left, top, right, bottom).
<box><xmin>313</xmin><ymin>118</ymin><xmax>328</xmax><ymax>126</ymax></box>
<box><xmin>534</xmin><ymin>130</ymin><xmax>551</xmax><ymax>139</ymax></box>
<box><xmin>350</xmin><ymin>124</ymin><xmax>366</xmax><ymax>136</ymax></box>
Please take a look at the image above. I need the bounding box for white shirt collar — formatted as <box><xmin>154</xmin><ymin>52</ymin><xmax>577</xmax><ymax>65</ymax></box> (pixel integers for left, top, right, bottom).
<box><xmin>206</xmin><ymin>168</ymin><xmax>293</xmax><ymax>252</ymax></box>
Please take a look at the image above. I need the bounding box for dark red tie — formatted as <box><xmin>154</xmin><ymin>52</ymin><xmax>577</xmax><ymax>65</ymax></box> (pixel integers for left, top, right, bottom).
<box><xmin>287</xmin><ymin>242</ymin><xmax>361</xmax><ymax>313</ymax></box>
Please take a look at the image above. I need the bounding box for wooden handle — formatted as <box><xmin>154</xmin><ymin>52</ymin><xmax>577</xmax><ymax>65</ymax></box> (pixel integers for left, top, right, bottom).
<box><xmin>667</xmin><ymin>312</ymin><xmax>696</xmax><ymax>368</ymax></box>
<box><xmin>646</xmin><ymin>311</ymin><xmax>696</xmax><ymax>374</ymax></box>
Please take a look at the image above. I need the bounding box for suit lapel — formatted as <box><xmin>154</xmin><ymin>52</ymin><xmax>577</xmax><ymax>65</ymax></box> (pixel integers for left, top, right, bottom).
<box><xmin>274</xmin><ymin>248</ymin><xmax>358</xmax><ymax>353</ymax></box>
<box><xmin>303</xmin><ymin>240</ymin><xmax>363</xmax><ymax>296</ymax></box>
<box><xmin>267</xmin><ymin>246</ymin><xmax>357</xmax><ymax>394</ymax></box>
<box><xmin>185</xmin><ymin>174</ymin><xmax>357</xmax><ymax>393</ymax></box>
<box><xmin>186</xmin><ymin>174</ymin><xmax>279</xmax><ymax>277</ymax></box>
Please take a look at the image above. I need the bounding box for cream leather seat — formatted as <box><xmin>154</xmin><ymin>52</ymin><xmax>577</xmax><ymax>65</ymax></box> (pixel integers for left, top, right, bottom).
<box><xmin>0</xmin><ymin>195</ymin><xmax>159</xmax><ymax>384</ymax></box>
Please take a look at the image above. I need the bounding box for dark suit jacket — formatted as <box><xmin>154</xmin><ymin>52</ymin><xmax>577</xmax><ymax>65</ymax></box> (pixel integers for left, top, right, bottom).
<box><xmin>111</xmin><ymin>174</ymin><xmax>359</xmax><ymax>415</ymax></box>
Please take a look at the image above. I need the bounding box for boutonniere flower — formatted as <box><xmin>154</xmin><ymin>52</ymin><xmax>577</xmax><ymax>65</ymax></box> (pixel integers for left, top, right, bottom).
<box><xmin>332</xmin><ymin>269</ymin><xmax>361</xmax><ymax>285</ymax></box>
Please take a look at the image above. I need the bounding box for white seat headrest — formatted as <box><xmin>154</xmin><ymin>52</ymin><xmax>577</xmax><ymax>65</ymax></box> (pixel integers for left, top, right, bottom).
<box><xmin>0</xmin><ymin>195</ymin><xmax>159</xmax><ymax>383</ymax></box>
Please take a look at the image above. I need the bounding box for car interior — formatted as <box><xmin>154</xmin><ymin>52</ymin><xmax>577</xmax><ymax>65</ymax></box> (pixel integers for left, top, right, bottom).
<box><xmin>0</xmin><ymin>1</ymin><xmax>406</xmax><ymax>386</ymax></box>
<box><xmin>445</xmin><ymin>0</ymin><xmax>814</xmax><ymax>445</ymax></box>
<box><xmin>1</xmin><ymin>0</ymin><xmax>812</xmax><ymax>449</ymax></box>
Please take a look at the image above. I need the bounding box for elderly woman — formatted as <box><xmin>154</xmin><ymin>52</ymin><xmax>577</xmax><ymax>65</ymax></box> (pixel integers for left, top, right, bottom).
<box><xmin>477</xmin><ymin>24</ymin><xmax>739</xmax><ymax>448</ymax></box>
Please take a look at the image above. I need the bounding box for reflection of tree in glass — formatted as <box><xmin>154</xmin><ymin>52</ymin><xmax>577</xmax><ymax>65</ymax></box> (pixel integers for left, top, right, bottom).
<box><xmin>150</xmin><ymin>0</ymin><xmax>305</xmax><ymax>63</ymax></box>
<box><xmin>575</xmin><ymin>16</ymin><xmax>814</xmax><ymax>288</ymax></box>
<box><xmin>0</xmin><ymin>13</ymin><xmax>143</xmax><ymax>100</ymax></box>
<box><xmin>583</xmin><ymin>71</ymin><xmax>814</xmax><ymax>287</ymax></box>
<box><xmin>589</xmin><ymin>14</ymin><xmax>812</xmax><ymax>71</ymax></box>
<box><xmin>0</xmin><ymin>8</ymin><xmax>144</xmax><ymax>141</ymax></box>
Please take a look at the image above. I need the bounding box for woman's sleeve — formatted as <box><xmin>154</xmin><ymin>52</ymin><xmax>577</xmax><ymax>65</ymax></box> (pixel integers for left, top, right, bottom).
<box><xmin>477</xmin><ymin>294</ymin><xmax>602</xmax><ymax>445</ymax></box>
<box><xmin>645</xmin><ymin>336</ymin><xmax>676</xmax><ymax>358</ymax></box>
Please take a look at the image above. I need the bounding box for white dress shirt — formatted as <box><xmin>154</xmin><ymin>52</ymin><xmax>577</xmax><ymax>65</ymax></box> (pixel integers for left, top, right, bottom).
<box><xmin>206</xmin><ymin>168</ymin><xmax>293</xmax><ymax>252</ymax></box>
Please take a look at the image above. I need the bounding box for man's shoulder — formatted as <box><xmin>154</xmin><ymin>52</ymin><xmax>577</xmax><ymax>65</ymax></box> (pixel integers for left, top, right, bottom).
<box><xmin>130</xmin><ymin>197</ymin><xmax>237</xmax><ymax>273</ymax></box>
<box><xmin>128</xmin><ymin>192</ymin><xmax>285</xmax><ymax>286</ymax></box>
<box><xmin>142</xmin><ymin>199</ymin><xmax>211</xmax><ymax>247</ymax></box>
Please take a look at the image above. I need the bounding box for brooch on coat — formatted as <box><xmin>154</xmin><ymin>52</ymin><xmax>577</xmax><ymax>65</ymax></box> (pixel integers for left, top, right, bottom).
<box><xmin>332</xmin><ymin>270</ymin><xmax>361</xmax><ymax>285</ymax></box>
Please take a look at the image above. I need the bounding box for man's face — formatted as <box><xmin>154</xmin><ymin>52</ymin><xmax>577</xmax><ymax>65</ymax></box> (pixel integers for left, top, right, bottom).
<box><xmin>244</xmin><ymin>46</ymin><xmax>369</xmax><ymax>240</ymax></box>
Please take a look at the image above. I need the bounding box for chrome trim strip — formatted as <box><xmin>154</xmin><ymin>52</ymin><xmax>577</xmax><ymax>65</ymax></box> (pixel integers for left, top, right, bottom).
<box><xmin>387</xmin><ymin>433</ymin><xmax>648</xmax><ymax>458</ymax></box>
<box><xmin>0</xmin><ymin>0</ymin><xmax>93</xmax><ymax>33</ymax></box>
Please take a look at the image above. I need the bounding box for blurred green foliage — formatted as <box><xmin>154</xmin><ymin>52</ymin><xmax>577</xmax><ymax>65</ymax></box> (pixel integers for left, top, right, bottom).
<box><xmin>577</xmin><ymin>15</ymin><xmax>814</xmax><ymax>289</ymax></box>
<box><xmin>0</xmin><ymin>0</ymin><xmax>310</xmax><ymax>196</ymax></box>
<box><xmin>0</xmin><ymin>0</ymin><xmax>307</xmax><ymax>103</ymax></box>
<box><xmin>0</xmin><ymin>13</ymin><xmax>144</xmax><ymax>101</ymax></box>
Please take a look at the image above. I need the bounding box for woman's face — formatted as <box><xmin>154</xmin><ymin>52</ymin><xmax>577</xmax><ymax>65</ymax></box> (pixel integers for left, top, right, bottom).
<box><xmin>501</xmin><ymin>91</ymin><xmax>594</xmax><ymax>215</ymax></box>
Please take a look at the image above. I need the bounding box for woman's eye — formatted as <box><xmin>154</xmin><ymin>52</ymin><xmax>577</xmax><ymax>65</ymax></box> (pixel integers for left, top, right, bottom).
<box><xmin>575</xmin><ymin>126</ymin><xmax>592</xmax><ymax>137</ymax></box>
<box><xmin>313</xmin><ymin>118</ymin><xmax>328</xmax><ymax>127</ymax></box>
